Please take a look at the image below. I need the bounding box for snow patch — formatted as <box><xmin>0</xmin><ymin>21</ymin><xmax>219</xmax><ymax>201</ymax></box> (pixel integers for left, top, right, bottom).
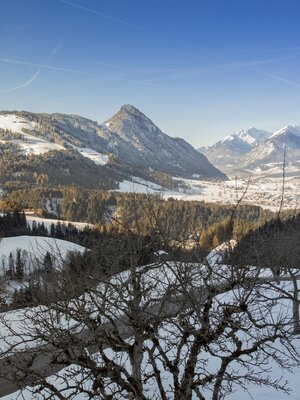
<box><xmin>0</xmin><ymin>236</ymin><xmax>86</xmax><ymax>276</ymax></box>
<box><xmin>116</xmin><ymin>177</ymin><xmax>164</xmax><ymax>194</ymax></box>
<box><xmin>0</xmin><ymin>114</ymin><xmax>36</xmax><ymax>134</ymax></box>
<box><xmin>74</xmin><ymin>146</ymin><xmax>109</xmax><ymax>166</ymax></box>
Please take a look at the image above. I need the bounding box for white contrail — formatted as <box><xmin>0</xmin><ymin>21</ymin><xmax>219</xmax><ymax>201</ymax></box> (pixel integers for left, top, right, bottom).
<box><xmin>0</xmin><ymin>57</ymin><xmax>87</xmax><ymax>75</ymax></box>
<box><xmin>226</xmin><ymin>54</ymin><xmax>300</xmax><ymax>88</ymax></box>
<box><xmin>0</xmin><ymin>37</ymin><xmax>75</xmax><ymax>93</ymax></box>
<box><xmin>97</xmin><ymin>56</ymin><xmax>290</xmax><ymax>79</ymax></box>
<box><xmin>0</xmin><ymin>69</ymin><xmax>41</xmax><ymax>93</ymax></box>
<box><xmin>210</xmin><ymin>54</ymin><xmax>300</xmax><ymax>90</ymax></box>
<box><xmin>251</xmin><ymin>67</ymin><xmax>300</xmax><ymax>89</ymax></box>
<box><xmin>58</xmin><ymin>0</ymin><xmax>164</xmax><ymax>38</ymax></box>
<box><xmin>96</xmin><ymin>61</ymin><xmax>131</xmax><ymax>70</ymax></box>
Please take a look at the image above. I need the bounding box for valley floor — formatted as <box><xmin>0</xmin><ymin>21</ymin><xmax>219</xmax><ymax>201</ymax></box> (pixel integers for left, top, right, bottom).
<box><xmin>118</xmin><ymin>175</ymin><xmax>300</xmax><ymax>211</ymax></box>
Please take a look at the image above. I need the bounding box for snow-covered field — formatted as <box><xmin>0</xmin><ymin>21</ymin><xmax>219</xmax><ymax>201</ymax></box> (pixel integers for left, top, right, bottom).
<box><xmin>168</xmin><ymin>176</ymin><xmax>300</xmax><ymax>211</ymax></box>
<box><xmin>25</xmin><ymin>214</ymin><xmax>94</xmax><ymax>231</ymax></box>
<box><xmin>117</xmin><ymin>176</ymin><xmax>164</xmax><ymax>194</ymax></box>
<box><xmin>0</xmin><ymin>236</ymin><xmax>86</xmax><ymax>276</ymax></box>
<box><xmin>116</xmin><ymin>175</ymin><xmax>300</xmax><ymax>212</ymax></box>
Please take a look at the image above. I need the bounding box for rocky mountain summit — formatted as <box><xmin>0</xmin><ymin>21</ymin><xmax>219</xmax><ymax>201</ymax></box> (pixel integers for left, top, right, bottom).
<box><xmin>103</xmin><ymin>104</ymin><xmax>226</xmax><ymax>179</ymax></box>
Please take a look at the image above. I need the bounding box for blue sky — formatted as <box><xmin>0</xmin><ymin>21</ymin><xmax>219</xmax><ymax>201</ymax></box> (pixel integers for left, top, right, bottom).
<box><xmin>1</xmin><ymin>0</ymin><xmax>300</xmax><ymax>146</ymax></box>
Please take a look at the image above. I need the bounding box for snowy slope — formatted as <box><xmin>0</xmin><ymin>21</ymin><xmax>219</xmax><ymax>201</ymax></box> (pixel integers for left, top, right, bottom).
<box><xmin>199</xmin><ymin>127</ymin><xmax>271</xmax><ymax>173</ymax></box>
<box><xmin>103</xmin><ymin>104</ymin><xmax>227</xmax><ymax>179</ymax></box>
<box><xmin>0</xmin><ymin>114</ymin><xmax>36</xmax><ymax>134</ymax></box>
<box><xmin>243</xmin><ymin>125</ymin><xmax>300</xmax><ymax>170</ymax></box>
<box><xmin>1</xmin><ymin>269</ymin><xmax>299</xmax><ymax>399</ymax></box>
<box><xmin>271</xmin><ymin>125</ymin><xmax>300</xmax><ymax>139</ymax></box>
<box><xmin>0</xmin><ymin>109</ymin><xmax>227</xmax><ymax>180</ymax></box>
<box><xmin>0</xmin><ymin>113</ymin><xmax>106</xmax><ymax>163</ymax></box>
<box><xmin>0</xmin><ymin>236</ymin><xmax>86</xmax><ymax>275</ymax></box>
<box><xmin>14</xmin><ymin>136</ymin><xmax>64</xmax><ymax>155</ymax></box>
<box><xmin>0</xmin><ymin>113</ymin><xmax>64</xmax><ymax>154</ymax></box>
<box><xmin>73</xmin><ymin>146</ymin><xmax>109</xmax><ymax>166</ymax></box>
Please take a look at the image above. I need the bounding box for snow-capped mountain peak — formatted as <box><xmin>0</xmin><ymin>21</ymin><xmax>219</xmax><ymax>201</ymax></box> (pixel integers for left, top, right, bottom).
<box><xmin>237</xmin><ymin>127</ymin><xmax>266</xmax><ymax>145</ymax></box>
<box><xmin>219</xmin><ymin>127</ymin><xmax>271</xmax><ymax>148</ymax></box>
<box><xmin>270</xmin><ymin>125</ymin><xmax>300</xmax><ymax>139</ymax></box>
<box><xmin>200</xmin><ymin>127</ymin><xmax>272</xmax><ymax>173</ymax></box>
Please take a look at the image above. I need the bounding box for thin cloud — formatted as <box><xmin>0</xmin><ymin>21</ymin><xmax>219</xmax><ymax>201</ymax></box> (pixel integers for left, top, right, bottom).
<box><xmin>58</xmin><ymin>0</ymin><xmax>165</xmax><ymax>38</ymax></box>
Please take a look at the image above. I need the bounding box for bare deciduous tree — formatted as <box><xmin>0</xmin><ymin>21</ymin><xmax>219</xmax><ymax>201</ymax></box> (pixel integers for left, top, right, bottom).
<box><xmin>0</xmin><ymin>239</ymin><xmax>299</xmax><ymax>399</ymax></box>
<box><xmin>1</xmin><ymin>179</ymin><xmax>300</xmax><ymax>400</ymax></box>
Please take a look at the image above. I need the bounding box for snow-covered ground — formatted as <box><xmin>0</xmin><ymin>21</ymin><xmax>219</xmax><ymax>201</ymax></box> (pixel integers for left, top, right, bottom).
<box><xmin>116</xmin><ymin>175</ymin><xmax>300</xmax><ymax>212</ymax></box>
<box><xmin>73</xmin><ymin>146</ymin><xmax>110</xmax><ymax>166</ymax></box>
<box><xmin>14</xmin><ymin>135</ymin><xmax>64</xmax><ymax>155</ymax></box>
<box><xmin>4</xmin><ymin>363</ymin><xmax>299</xmax><ymax>400</ymax></box>
<box><xmin>0</xmin><ymin>113</ymin><xmax>64</xmax><ymax>155</ymax></box>
<box><xmin>1</xmin><ymin>280</ymin><xmax>299</xmax><ymax>400</ymax></box>
<box><xmin>0</xmin><ymin>236</ymin><xmax>86</xmax><ymax>276</ymax></box>
<box><xmin>168</xmin><ymin>176</ymin><xmax>300</xmax><ymax>211</ymax></box>
<box><xmin>25</xmin><ymin>214</ymin><xmax>94</xmax><ymax>231</ymax></box>
<box><xmin>0</xmin><ymin>114</ymin><xmax>108</xmax><ymax>165</ymax></box>
<box><xmin>0</xmin><ymin>114</ymin><xmax>36</xmax><ymax>134</ymax></box>
<box><xmin>117</xmin><ymin>176</ymin><xmax>164</xmax><ymax>194</ymax></box>
<box><xmin>0</xmin><ymin>242</ymin><xmax>299</xmax><ymax>399</ymax></box>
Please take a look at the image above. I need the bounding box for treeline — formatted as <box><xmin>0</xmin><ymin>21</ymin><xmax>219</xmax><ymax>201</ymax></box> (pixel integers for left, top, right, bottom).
<box><xmin>0</xmin><ymin>112</ymin><xmax>178</xmax><ymax>192</ymax></box>
<box><xmin>228</xmin><ymin>213</ymin><xmax>300</xmax><ymax>269</ymax></box>
<box><xmin>1</xmin><ymin>187</ymin><xmax>285</xmax><ymax>247</ymax></box>
<box><xmin>2</xmin><ymin>187</ymin><xmax>270</xmax><ymax>222</ymax></box>
<box><xmin>2</xmin><ymin>228</ymin><xmax>167</xmax><ymax>310</ymax></box>
<box><xmin>0</xmin><ymin>210</ymin><xmax>28</xmax><ymax>236</ymax></box>
<box><xmin>0</xmin><ymin>210</ymin><xmax>99</xmax><ymax>249</ymax></box>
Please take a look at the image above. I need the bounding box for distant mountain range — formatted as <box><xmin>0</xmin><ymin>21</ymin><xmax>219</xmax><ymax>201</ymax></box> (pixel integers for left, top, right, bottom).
<box><xmin>0</xmin><ymin>105</ymin><xmax>226</xmax><ymax>191</ymax></box>
<box><xmin>200</xmin><ymin>125</ymin><xmax>300</xmax><ymax>177</ymax></box>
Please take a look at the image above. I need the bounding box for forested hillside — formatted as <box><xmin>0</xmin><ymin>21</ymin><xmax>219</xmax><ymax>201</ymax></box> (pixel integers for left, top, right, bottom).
<box><xmin>2</xmin><ymin>186</ymin><xmax>296</xmax><ymax>250</ymax></box>
<box><xmin>0</xmin><ymin>145</ymin><xmax>121</xmax><ymax>190</ymax></box>
<box><xmin>229</xmin><ymin>213</ymin><xmax>300</xmax><ymax>269</ymax></box>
